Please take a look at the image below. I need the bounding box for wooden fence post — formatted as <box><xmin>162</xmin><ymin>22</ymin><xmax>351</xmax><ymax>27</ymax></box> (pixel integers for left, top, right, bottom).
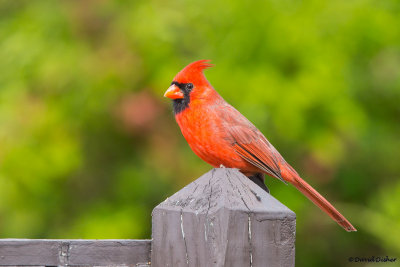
<box><xmin>151</xmin><ymin>168</ymin><xmax>296</xmax><ymax>267</ymax></box>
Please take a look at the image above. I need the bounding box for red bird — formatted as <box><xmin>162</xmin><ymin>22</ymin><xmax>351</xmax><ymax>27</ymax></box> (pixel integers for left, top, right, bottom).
<box><xmin>164</xmin><ymin>60</ymin><xmax>356</xmax><ymax>232</ymax></box>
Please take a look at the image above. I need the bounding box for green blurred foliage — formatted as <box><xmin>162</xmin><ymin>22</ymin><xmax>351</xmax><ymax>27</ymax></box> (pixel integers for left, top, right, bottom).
<box><xmin>0</xmin><ymin>0</ymin><xmax>399</xmax><ymax>266</ymax></box>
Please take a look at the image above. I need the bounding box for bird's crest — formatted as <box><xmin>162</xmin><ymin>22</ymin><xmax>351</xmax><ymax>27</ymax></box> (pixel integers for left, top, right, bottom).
<box><xmin>173</xmin><ymin>60</ymin><xmax>213</xmax><ymax>85</ymax></box>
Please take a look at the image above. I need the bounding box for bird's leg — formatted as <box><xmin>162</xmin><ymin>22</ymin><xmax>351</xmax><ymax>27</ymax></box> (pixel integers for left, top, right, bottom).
<box><xmin>248</xmin><ymin>173</ymin><xmax>270</xmax><ymax>193</ymax></box>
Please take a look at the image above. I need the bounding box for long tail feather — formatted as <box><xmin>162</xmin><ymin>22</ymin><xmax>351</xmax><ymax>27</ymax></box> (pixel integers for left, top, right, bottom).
<box><xmin>283</xmin><ymin>169</ymin><xmax>356</xmax><ymax>232</ymax></box>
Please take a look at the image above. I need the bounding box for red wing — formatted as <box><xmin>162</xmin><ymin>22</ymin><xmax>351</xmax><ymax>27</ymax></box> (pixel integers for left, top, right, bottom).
<box><xmin>216</xmin><ymin>104</ymin><xmax>286</xmax><ymax>183</ymax></box>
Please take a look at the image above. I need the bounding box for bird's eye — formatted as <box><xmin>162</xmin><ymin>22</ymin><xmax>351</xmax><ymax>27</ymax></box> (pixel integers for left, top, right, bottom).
<box><xmin>186</xmin><ymin>83</ymin><xmax>194</xmax><ymax>90</ymax></box>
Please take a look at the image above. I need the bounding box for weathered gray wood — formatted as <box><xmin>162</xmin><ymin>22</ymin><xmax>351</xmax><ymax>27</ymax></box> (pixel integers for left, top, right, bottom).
<box><xmin>151</xmin><ymin>168</ymin><xmax>296</xmax><ymax>267</ymax></box>
<box><xmin>0</xmin><ymin>239</ymin><xmax>151</xmax><ymax>266</ymax></box>
<box><xmin>0</xmin><ymin>168</ymin><xmax>296</xmax><ymax>266</ymax></box>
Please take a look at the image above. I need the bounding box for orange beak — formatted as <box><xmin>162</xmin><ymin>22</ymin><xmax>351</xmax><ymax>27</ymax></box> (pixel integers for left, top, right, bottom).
<box><xmin>164</xmin><ymin>84</ymin><xmax>184</xmax><ymax>99</ymax></box>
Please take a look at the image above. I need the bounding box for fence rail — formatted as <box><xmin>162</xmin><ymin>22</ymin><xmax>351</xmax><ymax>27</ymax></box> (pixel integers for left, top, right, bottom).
<box><xmin>0</xmin><ymin>168</ymin><xmax>296</xmax><ymax>267</ymax></box>
<box><xmin>0</xmin><ymin>239</ymin><xmax>151</xmax><ymax>266</ymax></box>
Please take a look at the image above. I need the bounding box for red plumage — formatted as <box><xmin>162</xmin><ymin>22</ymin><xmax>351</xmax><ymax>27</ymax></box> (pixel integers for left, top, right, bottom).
<box><xmin>164</xmin><ymin>60</ymin><xmax>356</xmax><ymax>232</ymax></box>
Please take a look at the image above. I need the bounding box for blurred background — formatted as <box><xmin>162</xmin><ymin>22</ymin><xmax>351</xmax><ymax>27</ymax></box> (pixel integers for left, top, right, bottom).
<box><xmin>0</xmin><ymin>0</ymin><xmax>399</xmax><ymax>266</ymax></box>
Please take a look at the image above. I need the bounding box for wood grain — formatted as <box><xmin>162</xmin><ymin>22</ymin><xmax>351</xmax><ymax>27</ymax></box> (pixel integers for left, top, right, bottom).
<box><xmin>0</xmin><ymin>239</ymin><xmax>151</xmax><ymax>266</ymax></box>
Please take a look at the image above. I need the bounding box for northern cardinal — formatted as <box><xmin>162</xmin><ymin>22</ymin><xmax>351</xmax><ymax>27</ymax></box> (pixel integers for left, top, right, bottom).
<box><xmin>164</xmin><ymin>60</ymin><xmax>356</xmax><ymax>232</ymax></box>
